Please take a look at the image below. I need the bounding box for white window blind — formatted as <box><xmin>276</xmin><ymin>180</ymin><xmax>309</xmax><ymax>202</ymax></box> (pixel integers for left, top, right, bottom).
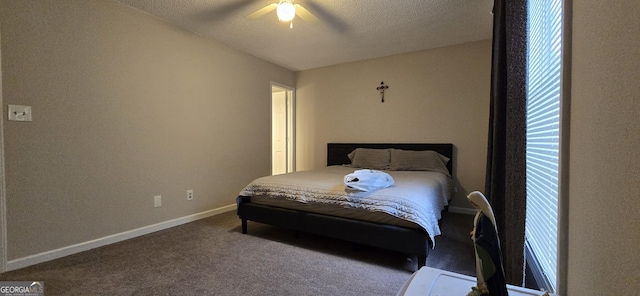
<box><xmin>526</xmin><ymin>0</ymin><xmax>563</xmax><ymax>292</ymax></box>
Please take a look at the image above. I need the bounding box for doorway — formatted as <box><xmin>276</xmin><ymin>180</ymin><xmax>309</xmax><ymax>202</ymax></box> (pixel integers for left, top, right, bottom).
<box><xmin>271</xmin><ymin>83</ymin><xmax>295</xmax><ymax>175</ymax></box>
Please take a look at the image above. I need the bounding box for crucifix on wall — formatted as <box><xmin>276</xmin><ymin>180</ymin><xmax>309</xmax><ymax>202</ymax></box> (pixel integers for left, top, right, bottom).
<box><xmin>376</xmin><ymin>81</ymin><xmax>389</xmax><ymax>103</ymax></box>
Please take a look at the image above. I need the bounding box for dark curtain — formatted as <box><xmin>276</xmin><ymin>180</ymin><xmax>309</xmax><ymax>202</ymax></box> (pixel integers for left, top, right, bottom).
<box><xmin>484</xmin><ymin>0</ymin><xmax>528</xmax><ymax>286</ymax></box>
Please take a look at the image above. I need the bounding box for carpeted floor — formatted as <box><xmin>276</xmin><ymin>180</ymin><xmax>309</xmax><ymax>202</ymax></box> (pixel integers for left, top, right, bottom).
<box><xmin>0</xmin><ymin>210</ymin><xmax>475</xmax><ymax>296</ymax></box>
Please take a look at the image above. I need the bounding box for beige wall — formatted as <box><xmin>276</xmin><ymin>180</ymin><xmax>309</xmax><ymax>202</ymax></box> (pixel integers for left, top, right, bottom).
<box><xmin>5</xmin><ymin>1</ymin><xmax>637</xmax><ymax>293</ymax></box>
<box><xmin>0</xmin><ymin>0</ymin><xmax>294</xmax><ymax>260</ymax></box>
<box><xmin>568</xmin><ymin>0</ymin><xmax>640</xmax><ymax>294</ymax></box>
<box><xmin>295</xmin><ymin>40</ymin><xmax>492</xmax><ymax>209</ymax></box>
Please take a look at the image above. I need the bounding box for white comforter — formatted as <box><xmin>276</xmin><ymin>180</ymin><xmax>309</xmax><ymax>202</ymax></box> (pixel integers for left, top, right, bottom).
<box><xmin>239</xmin><ymin>166</ymin><xmax>452</xmax><ymax>244</ymax></box>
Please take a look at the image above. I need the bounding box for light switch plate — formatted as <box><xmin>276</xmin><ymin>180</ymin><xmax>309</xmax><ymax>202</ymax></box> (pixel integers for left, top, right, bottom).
<box><xmin>8</xmin><ymin>105</ymin><xmax>32</xmax><ymax>122</ymax></box>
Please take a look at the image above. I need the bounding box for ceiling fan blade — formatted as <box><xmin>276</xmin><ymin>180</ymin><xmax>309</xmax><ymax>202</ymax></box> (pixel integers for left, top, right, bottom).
<box><xmin>192</xmin><ymin>0</ymin><xmax>258</xmax><ymax>23</ymax></box>
<box><xmin>302</xmin><ymin>1</ymin><xmax>348</xmax><ymax>32</ymax></box>
<box><xmin>246</xmin><ymin>3</ymin><xmax>278</xmax><ymax>19</ymax></box>
<box><xmin>294</xmin><ymin>4</ymin><xmax>319</xmax><ymax>25</ymax></box>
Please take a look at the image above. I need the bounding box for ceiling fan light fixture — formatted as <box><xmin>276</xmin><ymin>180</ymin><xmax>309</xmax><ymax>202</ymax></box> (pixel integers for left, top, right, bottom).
<box><xmin>276</xmin><ymin>2</ymin><xmax>296</xmax><ymax>22</ymax></box>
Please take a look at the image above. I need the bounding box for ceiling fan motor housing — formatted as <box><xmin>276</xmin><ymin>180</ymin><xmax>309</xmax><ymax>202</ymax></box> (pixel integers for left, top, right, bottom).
<box><xmin>277</xmin><ymin>1</ymin><xmax>296</xmax><ymax>22</ymax></box>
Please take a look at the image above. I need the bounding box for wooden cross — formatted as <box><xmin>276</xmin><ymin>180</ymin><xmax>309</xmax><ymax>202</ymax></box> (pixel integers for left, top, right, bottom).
<box><xmin>376</xmin><ymin>81</ymin><xmax>389</xmax><ymax>102</ymax></box>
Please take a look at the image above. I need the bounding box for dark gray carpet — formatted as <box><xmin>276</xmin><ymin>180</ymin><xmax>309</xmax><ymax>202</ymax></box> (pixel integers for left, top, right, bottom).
<box><xmin>0</xmin><ymin>210</ymin><xmax>475</xmax><ymax>295</ymax></box>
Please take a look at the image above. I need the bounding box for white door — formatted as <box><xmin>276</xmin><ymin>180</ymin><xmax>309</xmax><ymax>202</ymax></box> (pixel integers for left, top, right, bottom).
<box><xmin>271</xmin><ymin>83</ymin><xmax>295</xmax><ymax>175</ymax></box>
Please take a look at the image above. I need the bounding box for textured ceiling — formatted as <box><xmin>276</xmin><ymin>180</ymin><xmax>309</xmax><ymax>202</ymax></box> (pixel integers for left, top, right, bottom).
<box><xmin>112</xmin><ymin>0</ymin><xmax>494</xmax><ymax>71</ymax></box>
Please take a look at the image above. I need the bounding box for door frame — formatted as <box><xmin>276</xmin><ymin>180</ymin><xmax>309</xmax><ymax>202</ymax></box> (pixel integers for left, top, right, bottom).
<box><xmin>270</xmin><ymin>81</ymin><xmax>295</xmax><ymax>174</ymax></box>
<box><xmin>0</xmin><ymin>34</ymin><xmax>7</xmax><ymax>272</ymax></box>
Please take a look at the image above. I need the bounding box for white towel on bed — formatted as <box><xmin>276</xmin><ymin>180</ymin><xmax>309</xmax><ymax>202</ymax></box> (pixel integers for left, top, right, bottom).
<box><xmin>344</xmin><ymin>169</ymin><xmax>395</xmax><ymax>192</ymax></box>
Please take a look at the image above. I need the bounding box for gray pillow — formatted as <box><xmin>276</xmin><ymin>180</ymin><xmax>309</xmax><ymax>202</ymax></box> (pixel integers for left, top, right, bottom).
<box><xmin>388</xmin><ymin>149</ymin><xmax>450</xmax><ymax>176</ymax></box>
<box><xmin>348</xmin><ymin>148</ymin><xmax>391</xmax><ymax>170</ymax></box>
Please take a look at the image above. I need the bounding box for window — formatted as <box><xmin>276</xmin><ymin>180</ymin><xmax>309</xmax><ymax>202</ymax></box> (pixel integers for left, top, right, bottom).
<box><xmin>525</xmin><ymin>0</ymin><xmax>563</xmax><ymax>292</ymax></box>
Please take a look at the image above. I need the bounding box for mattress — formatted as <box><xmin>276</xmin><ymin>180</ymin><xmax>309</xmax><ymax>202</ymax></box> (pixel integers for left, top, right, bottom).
<box><xmin>250</xmin><ymin>195</ymin><xmax>422</xmax><ymax>228</ymax></box>
<box><xmin>239</xmin><ymin>165</ymin><xmax>452</xmax><ymax>243</ymax></box>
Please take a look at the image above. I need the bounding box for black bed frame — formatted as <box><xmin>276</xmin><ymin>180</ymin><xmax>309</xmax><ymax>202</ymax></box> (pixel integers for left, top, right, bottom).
<box><xmin>236</xmin><ymin>143</ymin><xmax>454</xmax><ymax>268</ymax></box>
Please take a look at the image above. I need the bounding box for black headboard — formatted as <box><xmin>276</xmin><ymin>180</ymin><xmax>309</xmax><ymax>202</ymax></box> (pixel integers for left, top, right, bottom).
<box><xmin>327</xmin><ymin>143</ymin><xmax>454</xmax><ymax>176</ymax></box>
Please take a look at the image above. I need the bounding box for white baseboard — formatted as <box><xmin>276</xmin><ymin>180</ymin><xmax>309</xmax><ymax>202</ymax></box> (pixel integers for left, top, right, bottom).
<box><xmin>448</xmin><ymin>206</ymin><xmax>477</xmax><ymax>215</ymax></box>
<box><xmin>6</xmin><ymin>204</ymin><xmax>236</xmax><ymax>271</ymax></box>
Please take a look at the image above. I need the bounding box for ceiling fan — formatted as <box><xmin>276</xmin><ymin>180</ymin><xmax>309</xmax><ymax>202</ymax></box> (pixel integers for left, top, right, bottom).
<box><xmin>246</xmin><ymin>0</ymin><xmax>319</xmax><ymax>28</ymax></box>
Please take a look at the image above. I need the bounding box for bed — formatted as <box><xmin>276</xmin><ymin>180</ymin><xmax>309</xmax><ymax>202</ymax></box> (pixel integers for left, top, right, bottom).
<box><xmin>236</xmin><ymin>143</ymin><xmax>454</xmax><ymax>268</ymax></box>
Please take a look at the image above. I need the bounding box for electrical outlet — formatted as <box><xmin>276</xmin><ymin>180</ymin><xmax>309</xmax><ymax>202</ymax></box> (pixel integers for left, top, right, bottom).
<box><xmin>187</xmin><ymin>190</ymin><xmax>193</xmax><ymax>201</ymax></box>
<box><xmin>154</xmin><ymin>195</ymin><xmax>162</xmax><ymax>207</ymax></box>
